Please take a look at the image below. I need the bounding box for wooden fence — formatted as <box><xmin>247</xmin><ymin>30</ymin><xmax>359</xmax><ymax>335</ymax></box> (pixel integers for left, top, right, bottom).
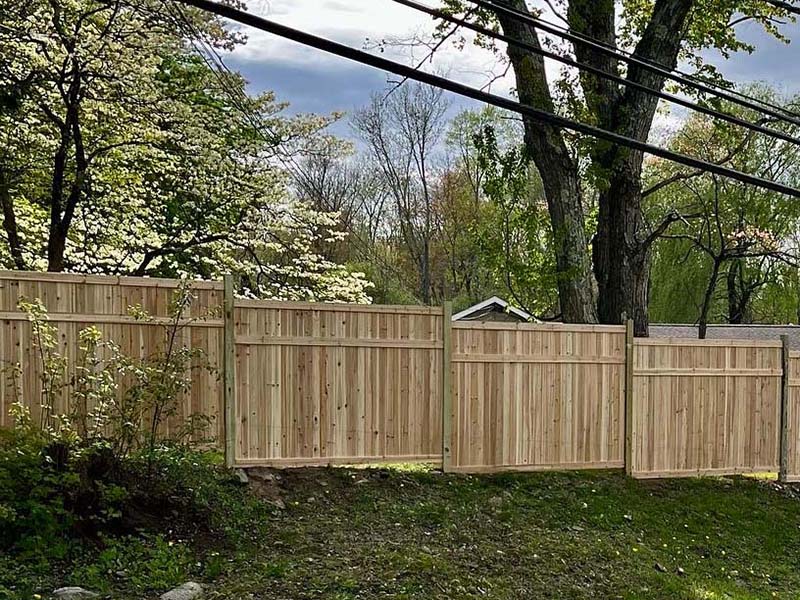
<box><xmin>231</xmin><ymin>299</ymin><xmax>444</xmax><ymax>467</ymax></box>
<box><xmin>448</xmin><ymin>322</ymin><xmax>625</xmax><ymax>473</ymax></box>
<box><xmin>0</xmin><ymin>272</ymin><xmax>224</xmax><ymax>440</ymax></box>
<box><xmin>630</xmin><ymin>338</ymin><xmax>783</xmax><ymax>478</ymax></box>
<box><xmin>3</xmin><ymin>270</ymin><xmax>800</xmax><ymax>480</ymax></box>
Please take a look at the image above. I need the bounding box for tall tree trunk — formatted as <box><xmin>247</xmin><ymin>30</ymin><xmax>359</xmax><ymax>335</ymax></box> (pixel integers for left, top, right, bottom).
<box><xmin>726</xmin><ymin>262</ymin><xmax>743</xmax><ymax>324</ymax></box>
<box><xmin>0</xmin><ymin>170</ymin><xmax>25</xmax><ymax>269</ymax></box>
<box><xmin>593</xmin><ymin>163</ymin><xmax>652</xmax><ymax>333</ymax></box>
<box><xmin>585</xmin><ymin>0</ymin><xmax>694</xmax><ymax>335</ymax></box>
<box><xmin>494</xmin><ymin>0</ymin><xmax>597</xmax><ymax>324</ymax></box>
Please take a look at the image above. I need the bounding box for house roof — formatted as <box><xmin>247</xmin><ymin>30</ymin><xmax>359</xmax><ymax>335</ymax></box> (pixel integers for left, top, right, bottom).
<box><xmin>650</xmin><ymin>324</ymin><xmax>800</xmax><ymax>350</ymax></box>
<box><xmin>451</xmin><ymin>296</ymin><xmax>533</xmax><ymax>322</ymax></box>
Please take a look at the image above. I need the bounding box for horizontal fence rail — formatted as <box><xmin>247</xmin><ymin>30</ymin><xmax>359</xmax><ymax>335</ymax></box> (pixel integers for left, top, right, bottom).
<box><xmin>2</xmin><ymin>270</ymin><xmax>800</xmax><ymax>480</ymax></box>
<box><xmin>631</xmin><ymin>338</ymin><xmax>783</xmax><ymax>478</ymax></box>
<box><xmin>448</xmin><ymin>322</ymin><xmax>625</xmax><ymax>473</ymax></box>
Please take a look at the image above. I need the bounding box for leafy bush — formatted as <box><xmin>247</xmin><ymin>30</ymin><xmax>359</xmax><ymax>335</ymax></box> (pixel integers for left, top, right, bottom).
<box><xmin>0</xmin><ymin>284</ymin><xmax>259</xmax><ymax>597</ymax></box>
<box><xmin>7</xmin><ymin>281</ymin><xmax>214</xmax><ymax>461</ymax></box>
<box><xmin>0</xmin><ymin>443</ymin><xmax>265</xmax><ymax>598</ymax></box>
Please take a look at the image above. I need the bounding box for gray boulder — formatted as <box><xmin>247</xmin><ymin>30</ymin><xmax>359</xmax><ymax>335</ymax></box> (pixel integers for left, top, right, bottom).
<box><xmin>160</xmin><ymin>582</ymin><xmax>204</xmax><ymax>600</ymax></box>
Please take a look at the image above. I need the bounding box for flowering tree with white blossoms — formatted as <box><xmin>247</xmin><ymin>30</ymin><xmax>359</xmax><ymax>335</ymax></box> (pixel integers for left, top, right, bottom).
<box><xmin>0</xmin><ymin>0</ymin><xmax>373</xmax><ymax>303</ymax></box>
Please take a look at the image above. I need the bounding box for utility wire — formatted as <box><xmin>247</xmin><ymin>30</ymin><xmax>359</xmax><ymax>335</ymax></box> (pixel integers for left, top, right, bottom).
<box><xmin>486</xmin><ymin>0</ymin><xmax>800</xmax><ymax>122</ymax></box>
<box><xmin>762</xmin><ymin>0</ymin><xmax>800</xmax><ymax>16</ymax></box>
<box><xmin>392</xmin><ymin>0</ymin><xmax>800</xmax><ymax>147</ymax></box>
<box><xmin>465</xmin><ymin>0</ymin><xmax>800</xmax><ymax>127</ymax></box>
<box><xmin>169</xmin><ymin>0</ymin><xmax>800</xmax><ymax>198</ymax></box>
<box><xmin>165</xmin><ymin>2</ymin><xmax>423</xmax><ymax>293</ymax></box>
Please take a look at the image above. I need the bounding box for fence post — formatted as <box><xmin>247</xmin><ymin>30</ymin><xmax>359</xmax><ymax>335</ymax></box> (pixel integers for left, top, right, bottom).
<box><xmin>780</xmin><ymin>334</ymin><xmax>790</xmax><ymax>482</ymax></box>
<box><xmin>223</xmin><ymin>274</ymin><xmax>236</xmax><ymax>469</ymax></box>
<box><xmin>624</xmin><ymin>317</ymin><xmax>634</xmax><ymax>476</ymax></box>
<box><xmin>441</xmin><ymin>301</ymin><xmax>453</xmax><ymax>472</ymax></box>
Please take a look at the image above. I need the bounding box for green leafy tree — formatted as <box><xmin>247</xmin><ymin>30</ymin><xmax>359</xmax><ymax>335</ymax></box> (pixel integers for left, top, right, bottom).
<box><xmin>0</xmin><ymin>0</ymin><xmax>372</xmax><ymax>302</ymax></box>
<box><xmin>647</xmin><ymin>88</ymin><xmax>800</xmax><ymax>334</ymax></box>
<box><xmin>441</xmin><ymin>0</ymin><xmax>795</xmax><ymax>333</ymax></box>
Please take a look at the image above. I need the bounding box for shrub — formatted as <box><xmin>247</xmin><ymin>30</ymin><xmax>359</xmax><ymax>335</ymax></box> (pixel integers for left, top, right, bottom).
<box><xmin>6</xmin><ymin>281</ymin><xmax>214</xmax><ymax>461</ymax></box>
<box><xmin>0</xmin><ymin>282</ymin><xmax>242</xmax><ymax>594</ymax></box>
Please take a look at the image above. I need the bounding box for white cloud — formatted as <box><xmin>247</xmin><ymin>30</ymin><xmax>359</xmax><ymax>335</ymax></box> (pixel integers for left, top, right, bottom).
<box><xmin>228</xmin><ymin>0</ymin><xmax>521</xmax><ymax>92</ymax></box>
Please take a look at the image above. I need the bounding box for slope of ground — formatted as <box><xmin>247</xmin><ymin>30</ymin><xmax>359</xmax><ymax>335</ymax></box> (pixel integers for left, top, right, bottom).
<box><xmin>5</xmin><ymin>459</ymin><xmax>800</xmax><ymax>599</ymax></box>
<box><xmin>217</xmin><ymin>466</ymin><xmax>799</xmax><ymax>600</ymax></box>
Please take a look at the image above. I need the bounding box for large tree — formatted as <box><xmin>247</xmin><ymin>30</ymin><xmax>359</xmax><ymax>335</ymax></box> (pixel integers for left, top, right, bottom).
<box><xmin>444</xmin><ymin>0</ymin><xmax>793</xmax><ymax>333</ymax></box>
<box><xmin>0</xmin><ymin>0</ymin><xmax>372</xmax><ymax>302</ymax></box>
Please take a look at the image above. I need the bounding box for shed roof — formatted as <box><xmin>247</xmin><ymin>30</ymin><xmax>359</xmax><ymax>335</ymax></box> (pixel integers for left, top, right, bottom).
<box><xmin>452</xmin><ymin>296</ymin><xmax>533</xmax><ymax>322</ymax></box>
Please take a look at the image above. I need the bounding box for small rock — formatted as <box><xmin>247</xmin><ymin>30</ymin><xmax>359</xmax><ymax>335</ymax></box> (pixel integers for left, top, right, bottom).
<box><xmin>53</xmin><ymin>588</ymin><xmax>99</xmax><ymax>600</ymax></box>
<box><xmin>654</xmin><ymin>563</ymin><xmax>667</xmax><ymax>573</ymax></box>
<box><xmin>234</xmin><ymin>469</ymin><xmax>249</xmax><ymax>484</ymax></box>
<box><xmin>160</xmin><ymin>582</ymin><xmax>204</xmax><ymax>600</ymax></box>
<box><xmin>677</xmin><ymin>567</ymin><xmax>686</xmax><ymax>576</ymax></box>
<box><xmin>248</xmin><ymin>469</ymin><xmax>276</xmax><ymax>483</ymax></box>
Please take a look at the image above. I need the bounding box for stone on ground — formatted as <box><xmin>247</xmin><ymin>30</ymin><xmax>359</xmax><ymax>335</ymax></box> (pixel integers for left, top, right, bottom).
<box><xmin>160</xmin><ymin>582</ymin><xmax>204</xmax><ymax>600</ymax></box>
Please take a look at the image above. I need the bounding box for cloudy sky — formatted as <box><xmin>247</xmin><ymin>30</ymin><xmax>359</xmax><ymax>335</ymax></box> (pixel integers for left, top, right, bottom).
<box><xmin>224</xmin><ymin>0</ymin><xmax>800</xmax><ymax>139</ymax></box>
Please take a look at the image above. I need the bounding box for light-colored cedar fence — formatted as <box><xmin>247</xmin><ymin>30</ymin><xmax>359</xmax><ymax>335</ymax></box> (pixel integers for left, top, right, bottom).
<box><xmin>4</xmin><ymin>270</ymin><xmax>800</xmax><ymax>480</ymax></box>
<box><xmin>231</xmin><ymin>300</ymin><xmax>444</xmax><ymax>467</ymax></box>
<box><xmin>781</xmin><ymin>346</ymin><xmax>800</xmax><ymax>482</ymax></box>
<box><xmin>0</xmin><ymin>272</ymin><xmax>224</xmax><ymax>440</ymax></box>
<box><xmin>630</xmin><ymin>338</ymin><xmax>783</xmax><ymax>478</ymax></box>
<box><xmin>448</xmin><ymin>322</ymin><xmax>625</xmax><ymax>473</ymax></box>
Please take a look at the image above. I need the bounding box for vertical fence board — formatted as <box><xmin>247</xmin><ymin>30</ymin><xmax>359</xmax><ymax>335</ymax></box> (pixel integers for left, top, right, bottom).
<box><xmin>449</xmin><ymin>323</ymin><xmax>626</xmax><ymax>473</ymax></box>
<box><xmin>631</xmin><ymin>338</ymin><xmax>782</xmax><ymax>478</ymax></box>
<box><xmin>782</xmin><ymin>350</ymin><xmax>800</xmax><ymax>481</ymax></box>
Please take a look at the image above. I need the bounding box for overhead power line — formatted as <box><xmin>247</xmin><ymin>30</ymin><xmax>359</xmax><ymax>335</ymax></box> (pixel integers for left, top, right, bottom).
<box><xmin>465</xmin><ymin>0</ymin><xmax>800</xmax><ymax>127</ymax></box>
<box><xmin>481</xmin><ymin>0</ymin><xmax>800</xmax><ymax>123</ymax></box>
<box><xmin>762</xmin><ymin>0</ymin><xmax>800</xmax><ymax>16</ymax></box>
<box><xmin>167</xmin><ymin>0</ymin><xmax>800</xmax><ymax>198</ymax></box>
<box><xmin>392</xmin><ymin>0</ymin><xmax>800</xmax><ymax>147</ymax></box>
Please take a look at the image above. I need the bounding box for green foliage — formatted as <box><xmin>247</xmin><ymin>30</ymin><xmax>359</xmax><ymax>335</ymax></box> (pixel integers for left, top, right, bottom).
<box><xmin>70</xmin><ymin>534</ymin><xmax>195</xmax><ymax>594</ymax></box>
<box><xmin>647</xmin><ymin>86</ymin><xmax>800</xmax><ymax>326</ymax></box>
<box><xmin>472</xmin><ymin>123</ymin><xmax>559</xmax><ymax>317</ymax></box>
<box><xmin>8</xmin><ymin>283</ymin><xmax>214</xmax><ymax>457</ymax></box>
<box><xmin>0</xmin><ymin>440</ymin><xmax>271</xmax><ymax>598</ymax></box>
<box><xmin>0</xmin><ymin>0</ymin><xmax>372</xmax><ymax>303</ymax></box>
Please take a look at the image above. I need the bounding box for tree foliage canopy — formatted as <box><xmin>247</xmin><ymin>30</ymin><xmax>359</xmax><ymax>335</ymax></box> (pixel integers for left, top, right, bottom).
<box><xmin>0</xmin><ymin>0</ymin><xmax>372</xmax><ymax>302</ymax></box>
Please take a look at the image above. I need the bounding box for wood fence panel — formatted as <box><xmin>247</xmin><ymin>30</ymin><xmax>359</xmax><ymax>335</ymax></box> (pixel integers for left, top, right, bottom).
<box><xmin>449</xmin><ymin>322</ymin><xmax>626</xmax><ymax>473</ymax></box>
<box><xmin>631</xmin><ymin>338</ymin><xmax>782</xmax><ymax>478</ymax></box>
<box><xmin>0</xmin><ymin>272</ymin><xmax>224</xmax><ymax>441</ymax></box>
<box><xmin>232</xmin><ymin>301</ymin><xmax>444</xmax><ymax>466</ymax></box>
<box><xmin>782</xmin><ymin>351</ymin><xmax>800</xmax><ymax>482</ymax></box>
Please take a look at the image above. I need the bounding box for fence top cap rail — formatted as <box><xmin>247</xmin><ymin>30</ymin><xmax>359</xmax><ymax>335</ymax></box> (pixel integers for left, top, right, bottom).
<box><xmin>0</xmin><ymin>270</ymin><xmax>224</xmax><ymax>290</ymax></box>
<box><xmin>635</xmin><ymin>337</ymin><xmax>782</xmax><ymax>348</ymax></box>
<box><xmin>234</xmin><ymin>298</ymin><xmax>443</xmax><ymax>315</ymax></box>
<box><xmin>452</xmin><ymin>321</ymin><xmax>625</xmax><ymax>333</ymax></box>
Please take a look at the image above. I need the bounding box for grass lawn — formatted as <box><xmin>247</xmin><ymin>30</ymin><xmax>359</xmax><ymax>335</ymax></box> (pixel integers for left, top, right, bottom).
<box><xmin>207</xmin><ymin>466</ymin><xmax>800</xmax><ymax>600</ymax></box>
<box><xmin>5</xmin><ymin>461</ymin><xmax>800</xmax><ymax>599</ymax></box>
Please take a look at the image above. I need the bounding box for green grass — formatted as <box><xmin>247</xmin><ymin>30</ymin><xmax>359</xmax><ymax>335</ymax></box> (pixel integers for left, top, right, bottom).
<box><xmin>208</xmin><ymin>467</ymin><xmax>800</xmax><ymax>600</ymax></box>
<box><xmin>5</xmin><ymin>462</ymin><xmax>800</xmax><ymax>599</ymax></box>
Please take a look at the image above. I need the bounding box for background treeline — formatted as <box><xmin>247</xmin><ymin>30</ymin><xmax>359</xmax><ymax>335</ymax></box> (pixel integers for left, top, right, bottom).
<box><xmin>2</xmin><ymin>0</ymin><xmax>800</xmax><ymax>331</ymax></box>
